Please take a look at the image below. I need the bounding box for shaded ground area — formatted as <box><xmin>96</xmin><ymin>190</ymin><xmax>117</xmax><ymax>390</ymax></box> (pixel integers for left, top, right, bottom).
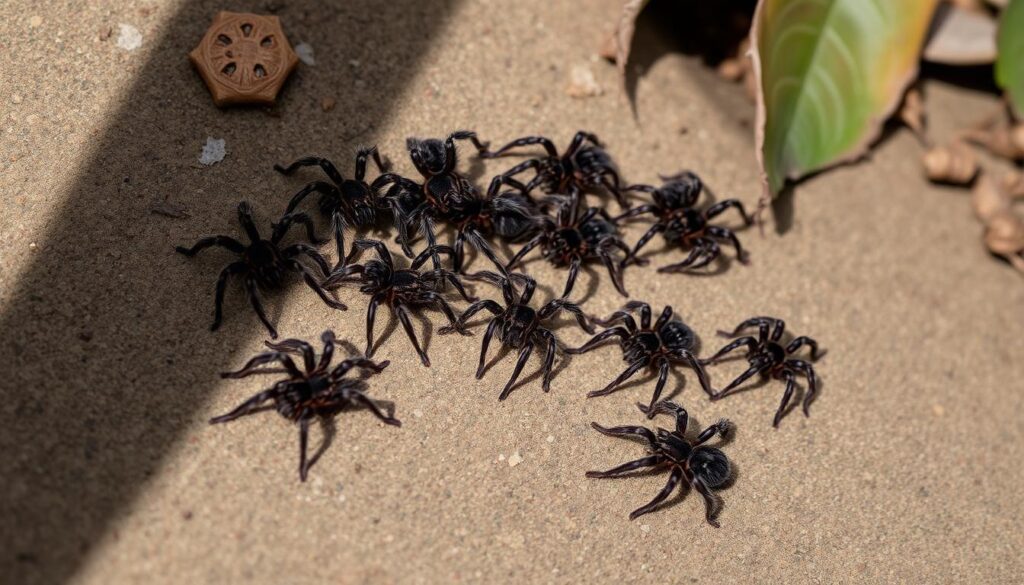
<box><xmin>1</xmin><ymin>1</ymin><xmax>1022</xmax><ymax>584</ymax></box>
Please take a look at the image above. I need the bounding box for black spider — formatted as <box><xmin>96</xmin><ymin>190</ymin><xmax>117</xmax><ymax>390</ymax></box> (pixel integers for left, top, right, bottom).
<box><xmin>441</xmin><ymin>175</ymin><xmax>540</xmax><ymax>272</ymax></box>
<box><xmin>175</xmin><ymin>201</ymin><xmax>344</xmax><ymax>339</ymax></box>
<box><xmin>322</xmin><ymin>239</ymin><xmax>472</xmax><ymax>367</ymax></box>
<box><xmin>567</xmin><ymin>301</ymin><xmax>714</xmax><ymax>415</ymax></box>
<box><xmin>618</xmin><ymin>171</ymin><xmax>752</xmax><ymax>272</ymax></box>
<box><xmin>375</xmin><ymin>131</ymin><xmax>509</xmax><ymax>275</ymax></box>
<box><xmin>210</xmin><ymin>330</ymin><xmax>400</xmax><ymax>482</ymax></box>
<box><xmin>478</xmin><ymin>130</ymin><xmax>625</xmax><ymax>207</ymax></box>
<box><xmin>587</xmin><ymin>401</ymin><xmax>731</xmax><ymax>526</ymax></box>
<box><xmin>440</xmin><ymin>272</ymin><xmax>592</xmax><ymax>400</ymax></box>
<box><xmin>507</xmin><ymin>198</ymin><xmax>632</xmax><ymax>298</ymax></box>
<box><xmin>703</xmin><ymin>316</ymin><xmax>822</xmax><ymax>427</ymax></box>
<box><xmin>275</xmin><ymin>146</ymin><xmax>390</xmax><ymax>229</ymax></box>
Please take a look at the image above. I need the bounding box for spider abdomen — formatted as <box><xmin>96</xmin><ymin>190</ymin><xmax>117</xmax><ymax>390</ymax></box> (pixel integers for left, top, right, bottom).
<box><xmin>689</xmin><ymin>447</ymin><xmax>731</xmax><ymax>488</ymax></box>
<box><xmin>659</xmin><ymin>321</ymin><xmax>696</xmax><ymax>352</ymax></box>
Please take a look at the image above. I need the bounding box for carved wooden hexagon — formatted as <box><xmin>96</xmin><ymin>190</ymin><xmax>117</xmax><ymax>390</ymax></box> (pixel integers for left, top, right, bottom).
<box><xmin>189</xmin><ymin>11</ymin><xmax>299</xmax><ymax>107</ymax></box>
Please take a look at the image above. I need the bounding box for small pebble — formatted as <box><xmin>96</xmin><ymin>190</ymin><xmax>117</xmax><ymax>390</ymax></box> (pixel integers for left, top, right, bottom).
<box><xmin>412</xmin><ymin>409</ymin><xmax>423</xmax><ymax>418</ymax></box>
<box><xmin>116</xmin><ymin>23</ymin><xmax>143</xmax><ymax>51</ymax></box>
<box><xmin>29</xmin><ymin>15</ymin><xmax>43</xmax><ymax>28</ymax></box>
<box><xmin>640</xmin><ymin>524</ymin><xmax>651</xmax><ymax>533</ymax></box>
<box><xmin>508</xmin><ymin>451</ymin><xmax>523</xmax><ymax>467</ymax></box>
<box><xmin>565</xmin><ymin>64</ymin><xmax>602</xmax><ymax>98</ymax></box>
<box><xmin>932</xmin><ymin>404</ymin><xmax>945</xmax><ymax>418</ymax></box>
<box><xmin>546</xmin><ymin>435</ymin><xmax>554</xmax><ymax>443</ymax></box>
<box><xmin>294</xmin><ymin>42</ymin><xmax>315</xmax><ymax>66</ymax></box>
<box><xmin>198</xmin><ymin>137</ymin><xmax>226</xmax><ymax>166</ymax></box>
<box><xmin>11</xmin><ymin>94</ymin><xmax>22</xmax><ymax>104</ymax></box>
<box><xmin>320</xmin><ymin>97</ymin><xmax>336</xmax><ymax>112</ymax></box>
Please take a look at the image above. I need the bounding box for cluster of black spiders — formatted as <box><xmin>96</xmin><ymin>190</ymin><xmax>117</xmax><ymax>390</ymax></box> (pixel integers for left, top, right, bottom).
<box><xmin>176</xmin><ymin>130</ymin><xmax>824</xmax><ymax>526</ymax></box>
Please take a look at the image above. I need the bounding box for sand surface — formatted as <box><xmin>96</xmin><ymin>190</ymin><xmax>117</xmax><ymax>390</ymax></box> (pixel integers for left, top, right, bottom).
<box><xmin>2</xmin><ymin>1</ymin><xmax>1022</xmax><ymax>584</ymax></box>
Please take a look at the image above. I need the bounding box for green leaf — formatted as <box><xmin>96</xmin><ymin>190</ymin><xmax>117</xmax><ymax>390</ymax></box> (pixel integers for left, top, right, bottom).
<box><xmin>996</xmin><ymin>0</ymin><xmax>1024</xmax><ymax>118</ymax></box>
<box><xmin>751</xmin><ymin>0</ymin><xmax>938</xmax><ymax>201</ymax></box>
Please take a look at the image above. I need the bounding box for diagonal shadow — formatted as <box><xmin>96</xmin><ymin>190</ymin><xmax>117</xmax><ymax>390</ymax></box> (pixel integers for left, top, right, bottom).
<box><xmin>0</xmin><ymin>1</ymin><xmax>461</xmax><ymax>583</ymax></box>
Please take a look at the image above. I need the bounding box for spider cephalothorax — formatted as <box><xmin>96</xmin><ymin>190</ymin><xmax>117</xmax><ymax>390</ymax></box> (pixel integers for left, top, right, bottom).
<box><xmin>175</xmin><ymin>201</ymin><xmax>344</xmax><ymax>338</ymax></box>
<box><xmin>587</xmin><ymin>401</ymin><xmax>731</xmax><ymax>526</ymax></box>
<box><xmin>479</xmin><ymin>130</ymin><xmax>625</xmax><ymax>207</ymax></box>
<box><xmin>322</xmin><ymin>239</ymin><xmax>472</xmax><ymax>367</ymax></box>
<box><xmin>210</xmin><ymin>330</ymin><xmax>400</xmax><ymax>481</ymax></box>
<box><xmin>567</xmin><ymin>301</ymin><xmax>714</xmax><ymax>414</ymax></box>
<box><xmin>440</xmin><ymin>272</ymin><xmax>592</xmax><ymax>400</ymax></box>
<box><xmin>507</xmin><ymin>198</ymin><xmax>632</xmax><ymax>298</ymax></box>
<box><xmin>703</xmin><ymin>316</ymin><xmax>822</xmax><ymax>427</ymax></box>
<box><xmin>275</xmin><ymin>146</ymin><xmax>390</xmax><ymax>229</ymax></box>
<box><xmin>618</xmin><ymin>171</ymin><xmax>753</xmax><ymax>272</ymax></box>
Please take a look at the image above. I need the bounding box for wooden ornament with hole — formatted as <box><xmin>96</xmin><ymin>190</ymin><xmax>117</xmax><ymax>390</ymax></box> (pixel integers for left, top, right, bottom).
<box><xmin>189</xmin><ymin>12</ymin><xmax>299</xmax><ymax>107</ymax></box>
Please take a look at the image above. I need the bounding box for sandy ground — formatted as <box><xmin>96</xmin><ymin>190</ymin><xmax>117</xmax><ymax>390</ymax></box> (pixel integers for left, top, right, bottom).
<box><xmin>2</xmin><ymin>1</ymin><xmax>1023</xmax><ymax>584</ymax></box>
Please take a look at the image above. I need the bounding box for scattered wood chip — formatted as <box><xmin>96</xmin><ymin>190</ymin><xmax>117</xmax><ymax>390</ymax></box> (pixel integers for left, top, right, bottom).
<box><xmin>983</xmin><ymin>211</ymin><xmax>1024</xmax><ymax>273</ymax></box>
<box><xmin>565</xmin><ymin>64</ymin><xmax>603</xmax><ymax>98</ymax></box>
<box><xmin>899</xmin><ymin>87</ymin><xmax>926</xmax><ymax>137</ymax></box>
<box><xmin>971</xmin><ymin>174</ymin><xmax>1010</xmax><ymax>222</ymax></box>
<box><xmin>1002</xmin><ymin>171</ymin><xmax>1024</xmax><ymax>198</ymax></box>
<box><xmin>151</xmin><ymin>200</ymin><xmax>190</xmax><ymax>219</ymax></box>
<box><xmin>922</xmin><ymin>141</ymin><xmax>978</xmax><ymax>184</ymax></box>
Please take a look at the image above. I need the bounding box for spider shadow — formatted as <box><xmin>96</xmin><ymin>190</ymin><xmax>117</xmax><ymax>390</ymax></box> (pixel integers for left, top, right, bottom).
<box><xmin>367</xmin><ymin>305</ymin><xmax>436</xmax><ymax>363</ymax></box>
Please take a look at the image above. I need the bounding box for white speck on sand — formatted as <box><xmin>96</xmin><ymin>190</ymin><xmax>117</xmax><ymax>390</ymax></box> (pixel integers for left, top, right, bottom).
<box><xmin>413</xmin><ymin>409</ymin><xmax>423</xmax><ymax>418</ymax></box>
<box><xmin>565</xmin><ymin>63</ymin><xmax>602</xmax><ymax>98</ymax></box>
<box><xmin>198</xmin><ymin>137</ymin><xmax>226</xmax><ymax>166</ymax></box>
<box><xmin>546</xmin><ymin>435</ymin><xmax>554</xmax><ymax>443</ymax></box>
<box><xmin>116</xmin><ymin>23</ymin><xmax>142</xmax><ymax>51</ymax></box>
<box><xmin>295</xmin><ymin>42</ymin><xmax>315</xmax><ymax>66</ymax></box>
<box><xmin>508</xmin><ymin>450</ymin><xmax>523</xmax><ymax>467</ymax></box>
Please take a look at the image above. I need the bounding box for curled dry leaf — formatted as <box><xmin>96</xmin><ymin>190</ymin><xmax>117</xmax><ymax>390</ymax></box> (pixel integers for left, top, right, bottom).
<box><xmin>613</xmin><ymin>0</ymin><xmax>648</xmax><ymax>79</ymax></box>
<box><xmin>922</xmin><ymin>142</ymin><xmax>978</xmax><ymax>184</ymax></box>
<box><xmin>971</xmin><ymin>174</ymin><xmax>1010</xmax><ymax>221</ymax></box>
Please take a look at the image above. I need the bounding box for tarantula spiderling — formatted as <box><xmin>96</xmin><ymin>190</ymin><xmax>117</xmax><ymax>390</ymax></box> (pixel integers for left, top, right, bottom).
<box><xmin>210</xmin><ymin>330</ymin><xmax>400</xmax><ymax>482</ymax></box>
<box><xmin>441</xmin><ymin>175</ymin><xmax>540</xmax><ymax>273</ymax></box>
<box><xmin>175</xmin><ymin>201</ymin><xmax>344</xmax><ymax>339</ymax></box>
<box><xmin>440</xmin><ymin>272</ymin><xmax>593</xmax><ymax>400</ymax></box>
<box><xmin>276</xmin><ymin>146</ymin><xmax>390</xmax><ymax>229</ymax></box>
<box><xmin>374</xmin><ymin>131</ymin><xmax>511</xmax><ymax>276</ymax></box>
<box><xmin>478</xmin><ymin>130</ymin><xmax>625</xmax><ymax>207</ymax></box>
<box><xmin>566</xmin><ymin>301</ymin><xmax>715</xmax><ymax>416</ymax></box>
<box><xmin>703</xmin><ymin>316</ymin><xmax>822</xmax><ymax>427</ymax></box>
<box><xmin>322</xmin><ymin>238</ymin><xmax>473</xmax><ymax>367</ymax></box>
<box><xmin>618</xmin><ymin>171</ymin><xmax>753</xmax><ymax>272</ymax></box>
<box><xmin>587</xmin><ymin>401</ymin><xmax>731</xmax><ymax>526</ymax></box>
<box><xmin>507</xmin><ymin>197</ymin><xmax>632</xmax><ymax>298</ymax></box>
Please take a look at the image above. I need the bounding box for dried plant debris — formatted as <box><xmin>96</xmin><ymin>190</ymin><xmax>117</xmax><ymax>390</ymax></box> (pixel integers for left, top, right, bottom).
<box><xmin>922</xmin><ymin>142</ymin><xmax>979</xmax><ymax>185</ymax></box>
